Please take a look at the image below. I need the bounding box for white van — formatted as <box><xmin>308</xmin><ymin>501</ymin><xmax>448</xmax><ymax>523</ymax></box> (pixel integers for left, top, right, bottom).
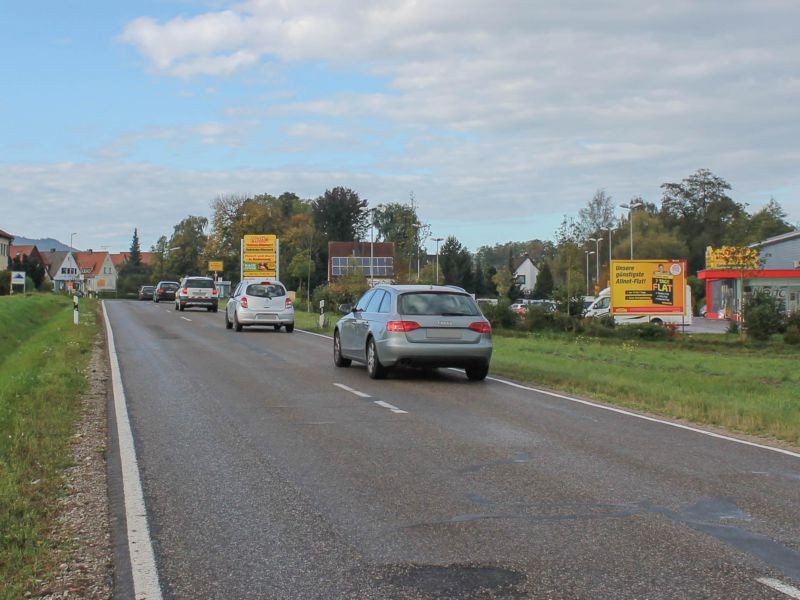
<box><xmin>585</xmin><ymin>287</ymin><xmax>692</xmax><ymax>326</ymax></box>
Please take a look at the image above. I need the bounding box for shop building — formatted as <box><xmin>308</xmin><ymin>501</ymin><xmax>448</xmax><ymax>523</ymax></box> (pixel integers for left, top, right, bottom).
<box><xmin>698</xmin><ymin>230</ymin><xmax>800</xmax><ymax>320</ymax></box>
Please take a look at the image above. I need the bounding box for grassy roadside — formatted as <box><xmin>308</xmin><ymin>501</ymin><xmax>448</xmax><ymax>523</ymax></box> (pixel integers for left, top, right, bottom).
<box><xmin>0</xmin><ymin>294</ymin><xmax>99</xmax><ymax>598</ymax></box>
<box><xmin>295</xmin><ymin>310</ymin><xmax>800</xmax><ymax>446</ymax></box>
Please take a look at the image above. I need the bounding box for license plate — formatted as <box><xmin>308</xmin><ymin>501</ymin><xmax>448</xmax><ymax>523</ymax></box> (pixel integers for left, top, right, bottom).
<box><xmin>426</xmin><ymin>328</ymin><xmax>461</xmax><ymax>339</ymax></box>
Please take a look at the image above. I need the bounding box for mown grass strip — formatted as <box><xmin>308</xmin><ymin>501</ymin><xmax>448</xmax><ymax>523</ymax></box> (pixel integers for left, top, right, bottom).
<box><xmin>0</xmin><ymin>294</ymin><xmax>99</xmax><ymax>599</ymax></box>
<box><xmin>296</xmin><ymin>311</ymin><xmax>800</xmax><ymax>446</ymax></box>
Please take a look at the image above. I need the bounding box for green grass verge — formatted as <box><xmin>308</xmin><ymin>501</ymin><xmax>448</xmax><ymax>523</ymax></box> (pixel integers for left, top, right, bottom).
<box><xmin>296</xmin><ymin>311</ymin><xmax>800</xmax><ymax>446</ymax></box>
<box><xmin>0</xmin><ymin>294</ymin><xmax>99</xmax><ymax>598</ymax></box>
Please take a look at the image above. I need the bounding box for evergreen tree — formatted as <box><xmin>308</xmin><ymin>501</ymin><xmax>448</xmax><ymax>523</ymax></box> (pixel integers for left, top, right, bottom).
<box><xmin>532</xmin><ymin>262</ymin><xmax>554</xmax><ymax>299</ymax></box>
<box><xmin>129</xmin><ymin>228</ymin><xmax>142</xmax><ymax>267</ymax></box>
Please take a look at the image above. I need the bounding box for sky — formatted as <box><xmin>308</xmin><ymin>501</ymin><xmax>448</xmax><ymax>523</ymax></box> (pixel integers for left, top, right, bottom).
<box><xmin>2</xmin><ymin>0</ymin><xmax>799</xmax><ymax>254</ymax></box>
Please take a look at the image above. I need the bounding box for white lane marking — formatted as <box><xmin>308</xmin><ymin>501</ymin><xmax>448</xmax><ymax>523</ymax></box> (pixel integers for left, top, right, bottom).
<box><xmin>298</xmin><ymin>328</ymin><xmax>332</xmax><ymax>339</ymax></box>
<box><xmin>333</xmin><ymin>382</ymin><xmax>372</xmax><ymax>398</ymax></box>
<box><xmin>180</xmin><ymin>317</ymin><xmax>191</xmax><ymax>322</ymax></box>
<box><xmin>374</xmin><ymin>400</ymin><xmax>408</xmax><ymax>414</ymax></box>
<box><xmin>102</xmin><ymin>302</ymin><xmax>163</xmax><ymax>600</ymax></box>
<box><xmin>474</xmin><ymin>372</ymin><xmax>800</xmax><ymax>460</ymax></box>
<box><xmin>757</xmin><ymin>578</ymin><xmax>800</xmax><ymax>599</ymax></box>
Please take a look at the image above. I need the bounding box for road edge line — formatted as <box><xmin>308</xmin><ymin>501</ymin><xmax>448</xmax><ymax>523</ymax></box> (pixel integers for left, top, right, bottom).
<box><xmin>757</xmin><ymin>578</ymin><xmax>800</xmax><ymax>599</ymax></box>
<box><xmin>102</xmin><ymin>302</ymin><xmax>163</xmax><ymax>600</ymax></box>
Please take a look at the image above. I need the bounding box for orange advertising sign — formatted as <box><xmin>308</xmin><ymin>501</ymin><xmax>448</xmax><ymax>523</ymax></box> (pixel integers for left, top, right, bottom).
<box><xmin>610</xmin><ymin>260</ymin><xmax>687</xmax><ymax>315</ymax></box>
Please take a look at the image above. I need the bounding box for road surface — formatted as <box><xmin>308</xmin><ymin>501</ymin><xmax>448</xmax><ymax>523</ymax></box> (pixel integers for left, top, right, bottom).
<box><xmin>104</xmin><ymin>300</ymin><xmax>800</xmax><ymax>599</ymax></box>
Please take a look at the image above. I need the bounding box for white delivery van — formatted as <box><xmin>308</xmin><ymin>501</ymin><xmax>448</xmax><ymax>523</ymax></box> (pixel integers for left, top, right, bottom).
<box><xmin>585</xmin><ymin>287</ymin><xmax>692</xmax><ymax>326</ymax></box>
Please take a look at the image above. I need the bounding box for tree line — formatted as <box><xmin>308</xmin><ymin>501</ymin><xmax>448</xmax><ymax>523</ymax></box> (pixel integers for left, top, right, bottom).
<box><xmin>119</xmin><ymin>169</ymin><xmax>795</xmax><ymax>302</ymax></box>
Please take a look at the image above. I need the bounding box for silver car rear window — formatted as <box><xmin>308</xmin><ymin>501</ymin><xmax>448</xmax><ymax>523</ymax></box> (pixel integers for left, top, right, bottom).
<box><xmin>246</xmin><ymin>283</ymin><xmax>285</xmax><ymax>297</ymax></box>
<box><xmin>398</xmin><ymin>292</ymin><xmax>480</xmax><ymax>316</ymax></box>
<box><xmin>185</xmin><ymin>279</ymin><xmax>215</xmax><ymax>288</ymax></box>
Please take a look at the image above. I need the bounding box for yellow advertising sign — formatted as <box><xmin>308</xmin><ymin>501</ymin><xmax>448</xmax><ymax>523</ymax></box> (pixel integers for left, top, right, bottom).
<box><xmin>705</xmin><ymin>246</ymin><xmax>760</xmax><ymax>270</ymax></box>
<box><xmin>208</xmin><ymin>260</ymin><xmax>224</xmax><ymax>271</ymax></box>
<box><xmin>243</xmin><ymin>234</ymin><xmax>277</xmax><ymax>250</ymax></box>
<box><xmin>610</xmin><ymin>260</ymin><xmax>687</xmax><ymax>315</ymax></box>
<box><xmin>243</xmin><ymin>269</ymin><xmax>277</xmax><ymax>278</ymax></box>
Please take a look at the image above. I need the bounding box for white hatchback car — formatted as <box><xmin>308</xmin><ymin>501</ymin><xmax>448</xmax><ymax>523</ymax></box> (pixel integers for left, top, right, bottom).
<box><xmin>225</xmin><ymin>279</ymin><xmax>295</xmax><ymax>332</ymax></box>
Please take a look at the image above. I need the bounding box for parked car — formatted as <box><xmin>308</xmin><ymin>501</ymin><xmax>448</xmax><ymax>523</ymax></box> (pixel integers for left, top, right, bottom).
<box><xmin>510</xmin><ymin>302</ymin><xmax>527</xmax><ymax>316</ymax></box>
<box><xmin>137</xmin><ymin>285</ymin><xmax>154</xmax><ymax>301</ymax></box>
<box><xmin>175</xmin><ymin>276</ymin><xmax>218</xmax><ymax>312</ymax></box>
<box><xmin>225</xmin><ymin>278</ymin><xmax>294</xmax><ymax>332</ymax></box>
<box><xmin>153</xmin><ymin>281</ymin><xmax>179</xmax><ymax>303</ymax></box>
<box><xmin>333</xmin><ymin>284</ymin><xmax>493</xmax><ymax>381</ymax></box>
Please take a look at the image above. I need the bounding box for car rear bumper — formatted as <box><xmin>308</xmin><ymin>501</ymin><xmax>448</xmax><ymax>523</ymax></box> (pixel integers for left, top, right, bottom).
<box><xmin>376</xmin><ymin>335</ymin><xmax>492</xmax><ymax>368</ymax></box>
<box><xmin>178</xmin><ymin>297</ymin><xmax>218</xmax><ymax>308</ymax></box>
<box><xmin>236</xmin><ymin>308</ymin><xmax>294</xmax><ymax>325</ymax></box>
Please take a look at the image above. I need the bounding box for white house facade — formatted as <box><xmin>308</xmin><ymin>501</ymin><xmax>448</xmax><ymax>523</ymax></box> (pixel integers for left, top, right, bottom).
<box><xmin>512</xmin><ymin>255</ymin><xmax>539</xmax><ymax>295</ymax></box>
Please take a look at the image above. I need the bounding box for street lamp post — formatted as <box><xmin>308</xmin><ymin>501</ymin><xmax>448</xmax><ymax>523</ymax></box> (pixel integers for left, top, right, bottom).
<box><xmin>69</xmin><ymin>232</ymin><xmax>77</xmax><ymax>251</ymax></box>
<box><xmin>412</xmin><ymin>223</ymin><xmax>423</xmax><ymax>281</ymax></box>
<box><xmin>369</xmin><ymin>204</ymin><xmax>384</xmax><ymax>286</ymax></box>
<box><xmin>585</xmin><ymin>250</ymin><xmax>595</xmax><ymax>296</ymax></box>
<box><xmin>619</xmin><ymin>201</ymin><xmax>643</xmax><ymax>260</ymax></box>
<box><xmin>588</xmin><ymin>237</ymin><xmax>601</xmax><ymax>290</ymax></box>
<box><xmin>602</xmin><ymin>226</ymin><xmax>613</xmax><ymax>270</ymax></box>
<box><xmin>432</xmin><ymin>237</ymin><xmax>444</xmax><ymax>284</ymax></box>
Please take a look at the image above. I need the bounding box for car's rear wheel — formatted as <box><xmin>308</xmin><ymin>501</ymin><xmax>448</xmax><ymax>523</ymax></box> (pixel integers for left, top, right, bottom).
<box><xmin>366</xmin><ymin>337</ymin><xmax>387</xmax><ymax>379</ymax></box>
<box><xmin>273</xmin><ymin>324</ymin><xmax>281</xmax><ymax>331</ymax></box>
<box><xmin>234</xmin><ymin>313</ymin><xmax>243</xmax><ymax>332</ymax></box>
<box><xmin>212</xmin><ymin>306</ymin><xmax>218</xmax><ymax>313</ymax></box>
<box><xmin>465</xmin><ymin>363</ymin><xmax>489</xmax><ymax>381</ymax></box>
<box><xmin>225</xmin><ymin>312</ymin><xmax>233</xmax><ymax>329</ymax></box>
<box><xmin>285</xmin><ymin>323</ymin><xmax>294</xmax><ymax>333</ymax></box>
<box><xmin>651</xmin><ymin>318</ymin><xmax>663</xmax><ymax>326</ymax></box>
<box><xmin>333</xmin><ymin>331</ymin><xmax>351</xmax><ymax>367</ymax></box>
<box><xmin>174</xmin><ymin>302</ymin><xmax>178</xmax><ymax>311</ymax></box>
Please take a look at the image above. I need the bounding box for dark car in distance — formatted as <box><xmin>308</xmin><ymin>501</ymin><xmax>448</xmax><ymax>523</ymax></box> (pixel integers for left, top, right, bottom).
<box><xmin>138</xmin><ymin>285</ymin><xmax>155</xmax><ymax>301</ymax></box>
<box><xmin>153</xmin><ymin>281</ymin><xmax>179</xmax><ymax>303</ymax></box>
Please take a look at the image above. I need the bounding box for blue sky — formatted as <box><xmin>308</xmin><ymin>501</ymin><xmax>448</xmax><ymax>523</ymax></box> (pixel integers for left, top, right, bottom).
<box><xmin>2</xmin><ymin>1</ymin><xmax>799</xmax><ymax>254</ymax></box>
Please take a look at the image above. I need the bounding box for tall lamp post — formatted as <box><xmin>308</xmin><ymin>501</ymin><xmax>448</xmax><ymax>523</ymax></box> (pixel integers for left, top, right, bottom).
<box><xmin>69</xmin><ymin>232</ymin><xmax>77</xmax><ymax>251</ymax></box>
<box><xmin>588</xmin><ymin>237</ymin><xmax>601</xmax><ymax>290</ymax></box>
<box><xmin>369</xmin><ymin>204</ymin><xmax>384</xmax><ymax>286</ymax></box>
<box><xmin>602</xmin><ymin>226</ymin><xmax>613</xmax><ymax>270</ymax></box>
<box><xmin>432</xmin><ymin>237</ymin><xmax>444</xmax><ymax>284</ymax></box>
<box><xmin>619</xmin><ymin>201</ymin><xmax>643</xmax><ymax>259</ymax></box>
<box><xmin>412</xmin><ymin>223</ymin><xmax>424</xmax><ymax>281</ymax></box>
<box><xmin>585</xmin><ymin>250</ymin><xmax>595</xmax><ymax>296</ymax></box>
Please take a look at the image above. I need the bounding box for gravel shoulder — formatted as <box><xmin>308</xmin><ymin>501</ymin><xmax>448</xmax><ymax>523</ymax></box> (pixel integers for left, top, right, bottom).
<box><xmin>36</xmin><ymin>336</ymin><xmax>113</xmax><ymax>599</ymax></box>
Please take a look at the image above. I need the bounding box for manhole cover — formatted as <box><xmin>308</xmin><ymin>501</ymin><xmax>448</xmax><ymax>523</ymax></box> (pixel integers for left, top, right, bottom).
<box><xmin>386</xmin><ymin>564</ymin><xmax>525</xmax><ymax>597</ymax></box>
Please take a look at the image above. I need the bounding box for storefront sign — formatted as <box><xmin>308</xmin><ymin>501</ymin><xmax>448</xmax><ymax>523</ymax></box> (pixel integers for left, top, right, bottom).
<box><xmin>705</xmin><ymin>246</ymin><xmax>760</xmax><ymax>270</ymax></box>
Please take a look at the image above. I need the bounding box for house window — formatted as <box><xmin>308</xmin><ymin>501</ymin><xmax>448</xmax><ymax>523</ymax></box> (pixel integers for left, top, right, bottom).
<box><xmin>516</xmin><ymin>275</ymin><xmax>526</xmax><ymax>284</ymax></box>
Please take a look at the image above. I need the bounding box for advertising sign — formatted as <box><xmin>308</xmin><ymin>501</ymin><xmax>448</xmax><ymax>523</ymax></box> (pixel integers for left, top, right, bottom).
<box><xmin>242</xmin><ymin>234</ymin><xmax>278</xmax><ymax>278</ymax></box>
<box><xmin>610</xmin><ymin>260</ymin><xmax>686</xmax><ymax>315</ymax></box>
<box><xmin>705</xmin><ymin>246</ymin><xmax>760</xmax><ymax>270</ymax></box>
<box><xmin>208</xmin><ymin>261</ymin><xmax>224</xmax><ymax>272</ymax></box>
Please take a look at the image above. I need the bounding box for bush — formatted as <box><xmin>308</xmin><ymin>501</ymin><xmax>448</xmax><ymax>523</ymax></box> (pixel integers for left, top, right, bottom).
<box><xmin>784</xmin><ymin>325</ymin><xmax>800</xmax><ymax>345</ymax></box>
<box><xmin>311</xmin><ymin>277</ymin><xmax>370</xmax><ymax>313</ymax></box>
<box><xmin>482</xmin><ymin>299</ymin><xmax>518</xmax><ymax>329</ymax></box>
<box><xmin>743</xmin><ymin>291</ymin><xmax>785</xmax><ymax>341</ymax></box>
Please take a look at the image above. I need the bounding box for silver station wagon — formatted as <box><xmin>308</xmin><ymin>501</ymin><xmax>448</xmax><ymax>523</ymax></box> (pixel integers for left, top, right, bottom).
<box><xmin>333</xmin><ymin>284</ymin><xmax>492</xmax><ymax>380</ymax></box>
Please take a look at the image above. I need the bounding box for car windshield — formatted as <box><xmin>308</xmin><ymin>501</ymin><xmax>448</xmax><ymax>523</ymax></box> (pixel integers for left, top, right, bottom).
<box><xmin>246</xmin><ymin>283</ymin><xmax>284</xmax><ymax>297</ymax></box>
<box><xmin>186</xmin><ymin>279</ymin><xmax>214</xmax><ymax>288</ymax></box>
<box><xmin>398</xmin><ymin>292</ymin><xmax>480</xmax><ymax>316</ymax></box>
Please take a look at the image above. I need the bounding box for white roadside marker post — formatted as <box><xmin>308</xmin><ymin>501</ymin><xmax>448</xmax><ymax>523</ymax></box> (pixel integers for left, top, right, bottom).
<box><xmin>73</xmin><ymin>294</ymin><xmax>79</xmax><ymax>325</ymax></box>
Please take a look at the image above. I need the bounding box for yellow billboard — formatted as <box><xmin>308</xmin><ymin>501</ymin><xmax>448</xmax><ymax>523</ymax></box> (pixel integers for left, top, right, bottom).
<box><xmin>705</xmin><ymin>245</ymin><xmax>760</xmax><ymax>270</ymax></box>
<box><xmin>610</xmin><ymin>260</ymin><xmax>687</xmax><ymax>315</ymax></box>
<box><xmin>242</xmin><ymin>234</ymin><xmax>278</xmax><ymax>278</ymax></box>
<box><xmin>208</xmin><ymin>261</ymin><xmax>223</xmax><ymax>271</ymax></box>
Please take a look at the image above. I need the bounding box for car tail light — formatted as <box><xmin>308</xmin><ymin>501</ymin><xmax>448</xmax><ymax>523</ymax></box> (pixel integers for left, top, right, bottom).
<box><xmin>157</xmin><ymin>288</ymin><xmax>163</xmax><ymax>294</ymax></box>
<box><xmin>240</xmin><ymin>297</ymin><xmax>248</xmax><ymax>309</ymax></box>
<box><xmin>285</xmin><ymin>297</ymin><xmax>292</xmax><ymax>308</ymax></box>
<box><xmin>181</xmin><ymin>288</ymin><xmax>188</xmax><ymax>295</ymax></box>
<box><xmin>386</xmin><ymin>320</ymin><xmax>421</xmax><ymax>332</ymax></box>
<box><xmin>212</xmin><ymin>288</ymin><xmax>218</xmax><ymax>295</ymax></box>
<box><xmin>468</xmin><ymin>321</ymin><xmax>492</xmax><ymax>334</ymax></box>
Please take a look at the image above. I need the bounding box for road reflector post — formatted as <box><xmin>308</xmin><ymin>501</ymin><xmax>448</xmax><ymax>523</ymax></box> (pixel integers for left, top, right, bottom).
<box><xmin>73</xmin><ymin>294</ymin><xmax>79</xmax><ymax>325</ymax></box>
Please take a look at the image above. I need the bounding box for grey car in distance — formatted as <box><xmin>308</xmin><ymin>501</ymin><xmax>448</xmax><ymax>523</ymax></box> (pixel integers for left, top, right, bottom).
<box><xmin>333</xmin><ymin>284</ymin><xmax>492</xmax><ymax>380</ymax></box>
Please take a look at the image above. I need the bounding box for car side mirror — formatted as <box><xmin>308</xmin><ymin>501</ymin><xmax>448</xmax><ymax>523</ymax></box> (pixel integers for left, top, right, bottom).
<box><xmin>339</xmin><ymin>303</ymin><xmax>352</xmax><ymax>314</ymax></box>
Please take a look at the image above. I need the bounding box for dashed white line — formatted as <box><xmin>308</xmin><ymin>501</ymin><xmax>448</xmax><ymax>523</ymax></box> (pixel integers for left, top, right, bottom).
<box><xmin>757</xmin><ymin>578</ymin><xmax>800</xmax><ymax>599</ymax></box>
<box><xmin>180</xmin><ymin>317</ymin><xmax>191</xmax><ymax>322</ymax></box>
<box><xmin>373</xmin><ymin>400</ymin><xmax>408</xmax><ymax>414</ymax></box>
<box><xmin>102</xmin><ymin>302</ymin><xmax>163</xmax><ymax>600</ymax></box>
<box><xmin>333</xmin><ymin>382</ymin><xmax>371</xmax><ymax>398</ymax></box>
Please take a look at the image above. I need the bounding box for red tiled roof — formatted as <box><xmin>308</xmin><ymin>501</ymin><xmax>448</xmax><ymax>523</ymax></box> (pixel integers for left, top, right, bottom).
<box><xmin>73</xmin><ymin>251</ymin><xmax>109</xmax><ymax>276</ymax></box>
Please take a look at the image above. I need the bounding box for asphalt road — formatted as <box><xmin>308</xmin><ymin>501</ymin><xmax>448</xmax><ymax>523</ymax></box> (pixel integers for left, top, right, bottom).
<box><xmin>105</xmin><ymin>300</ymin><xmax>800</xmax><ymax>599</ymax></box>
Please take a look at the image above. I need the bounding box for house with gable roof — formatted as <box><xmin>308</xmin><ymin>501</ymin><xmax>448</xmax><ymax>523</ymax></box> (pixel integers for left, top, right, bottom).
<box><xmin>43</xmin><ymin>250</ymin><xmax>81</xmax><ymax>292</ymax></box>
<box><xmin>0</xmin><ymin>228</ymin><xmax>13</xmax><ymax>270</ymax></box>
<box><xmin>73</xmin><ymin>250</ymin><xmax>117</xmax><ymax>294</ymax></box>
<box><xmin>512</xmin><ymin>254</ymin><xmax>539</xmax><ymax>295</ymax></box>
<box><xmin>110</xmin><ymin>251</ymin><xmax>158</xmax><ymax>273</ymax></box>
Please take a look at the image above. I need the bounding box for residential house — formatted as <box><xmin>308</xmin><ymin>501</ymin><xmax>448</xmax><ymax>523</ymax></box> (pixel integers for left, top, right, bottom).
<box><xmin>0</xmin><ymin>228</ymin><xmax>13</xmax><ymax>270</ymax></box>
<box><xmin>512</xmin><ymin>254</ymin><xmax>539</xmax><ymax>295</ymax></box>
<box><xmin>73</xmin><ymin>250</ymin><xmax>117</xmax><ymax>295</ymax></box>
<box><xmin>327</xmin><ymin>241</ymin><xmax>395</xmax><ymax>283</ymax></box>
<box><xmin>44</xmin><ymin>250</ymin><xmax>81</xmax><ymax>292</ymax></box>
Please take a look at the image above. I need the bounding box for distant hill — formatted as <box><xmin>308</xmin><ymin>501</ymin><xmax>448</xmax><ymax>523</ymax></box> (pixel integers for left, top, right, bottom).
<box><xmin>12</xmin><ymin>237</ymin><xmax>75</xmax><ymax>251</ymax></box>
